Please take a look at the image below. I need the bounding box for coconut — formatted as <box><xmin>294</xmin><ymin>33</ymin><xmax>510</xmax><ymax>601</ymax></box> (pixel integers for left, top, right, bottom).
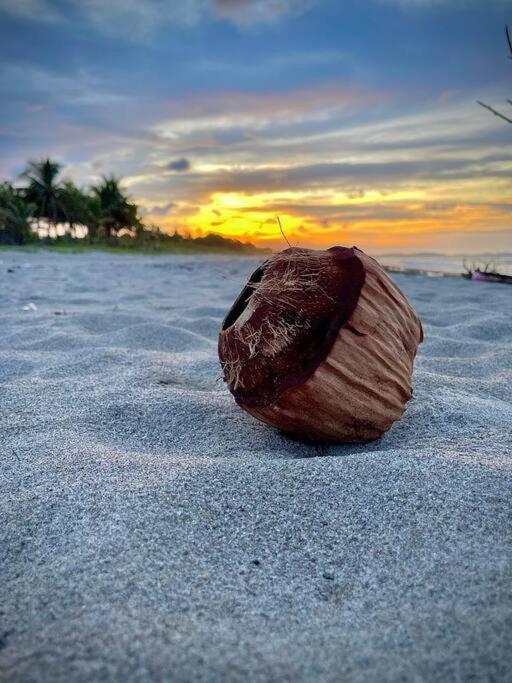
<box><xmin>218</xmin><ymin>246</ymin><xmax>423</xmax><ymax>443</ymax></box>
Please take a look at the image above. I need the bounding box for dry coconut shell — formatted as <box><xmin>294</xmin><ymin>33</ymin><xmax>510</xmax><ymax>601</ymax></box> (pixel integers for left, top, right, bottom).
<box><xmin>218</xmin><ymin>246</ymin><xmax>423</xmax><ymax>443</ymax></box>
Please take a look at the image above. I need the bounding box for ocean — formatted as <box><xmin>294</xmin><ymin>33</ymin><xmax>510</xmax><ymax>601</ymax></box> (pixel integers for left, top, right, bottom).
<box><xmin>376</xmin><ymin>253</ymin><xmax>512</xmax><ymax>276</ymax></box>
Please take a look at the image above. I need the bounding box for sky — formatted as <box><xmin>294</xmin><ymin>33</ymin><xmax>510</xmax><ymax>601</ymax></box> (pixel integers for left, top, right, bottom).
<box><xmin>1</xmin><ymin>0</ymin><xmax>512</xmax><ymax>253</ymax></box>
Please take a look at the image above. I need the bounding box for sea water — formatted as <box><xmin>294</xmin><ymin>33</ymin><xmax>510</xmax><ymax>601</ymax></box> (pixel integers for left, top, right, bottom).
<box><xmin>376</xmin><ymin>253</ymin><xmax>512</xmax><ymax>276</ymax></box>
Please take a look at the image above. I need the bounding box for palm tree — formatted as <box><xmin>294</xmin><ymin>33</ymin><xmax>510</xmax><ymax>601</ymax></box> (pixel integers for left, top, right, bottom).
<box><xmin>92</xmin><ymin>175</ymin><xmax>138</xmax><ymax>240</ymax></box>
<box><xmin>60</xmin><ymin>181</ymin><xmax>91</xmax><ymax>238</ymax></box>
<box><xmin>21</xmin><ymin>158</ymin><xmax>64</xmax><ymax>237</ymax></box>
<box><xmin>85</xmin><ymin>194</ymin><xmax>102</xmax><ymax>244</ymax></box>
<box><xmin>0</xmin><ymin>183</ymin><xmax>35</xmax><ymax>245</ymax></box>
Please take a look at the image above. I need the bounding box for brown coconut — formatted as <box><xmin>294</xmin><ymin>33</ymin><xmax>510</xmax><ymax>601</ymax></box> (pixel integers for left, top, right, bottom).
<box><xmin>218</xmin><ymin>246</ymin><xmax>423</xmax><ymax>443</ymax></box>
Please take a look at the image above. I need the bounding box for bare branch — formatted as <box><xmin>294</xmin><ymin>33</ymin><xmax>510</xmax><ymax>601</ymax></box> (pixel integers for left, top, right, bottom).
<box><xmin>477</xmin><ymin>100</ymin><xmax>512</xmax><ymax>124</ymax></box>
<box><xmin>506</xmin><ymin>25</ymin><xmax>512</xmax><ymax>58</ymax></box>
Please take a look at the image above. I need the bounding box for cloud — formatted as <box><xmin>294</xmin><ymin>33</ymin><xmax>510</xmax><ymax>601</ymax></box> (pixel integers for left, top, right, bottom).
<box><xmin>167</xmin><ymin>158</ymin><xmax>191</xmax><ymax>172</ymax></box>
<box><xmin>2</xmin><ymin>0</ymin><xmax>510</xmax><ymax>42</ymax></box>
<box><xmin>73</xmin><ymin>0</ymin><xmax>207</xmax><ymax>37</ymax></box>
<box><xmin>0</xmin><ymin>63</ymin><xmax>123</xmax><ymax>106</ymax></box>
<box><xmin>12</xmin><ymin>0</ymin><xmax>316</xmax><ymax>39</ymax></box>
<box><xmin>153</xmin><ymin>84</ymin><xmax>381</xmax><ymax>141</ymax></box>
<box><xmin>104</xmin><ymin>83</ymin><xmax>512</xmax><ymax>252</ymax></box>
<box><xmin>380</xmin><ymin>0</ymin><xmax>512</xmax><ymax>6</ymax></box>
<box><xmin>141</xmin><ymin>202</ymin><xmax>176</xmax><ymax>216</ymax></box>
<box><xmin>212</xmin><ymin>0</ymin><xmax>315</xmax><ymax>25</ymax></box>
<box><xmin>181</xmin><ymin>152</ymin><xmax>512</xmax><ymax>198</ymax></box>
<box><xmin>0</xmin><ymin>0</ymin><xmax>62</xmax><ymax>22</ymax></box>
<box><xmin>90</xmin><ymin>85</ymin><xmax>509</xmax><ymax>210</ymax></box>
<box><xmin>193</xmin><ymin>49</ymin><xmax>349</xmax><ymax>78</ymax></box>
<box><xmin>1</xmin><ymin>0</ymin><xmax>314</xmax><ymax>37</ymax></box>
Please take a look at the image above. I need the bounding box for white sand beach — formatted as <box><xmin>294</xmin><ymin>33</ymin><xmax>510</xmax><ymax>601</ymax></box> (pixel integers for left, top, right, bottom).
<box><xmin>1</xmin><ymin>250</ymin><xmax>511</xmax><ymax>682</ymax></box>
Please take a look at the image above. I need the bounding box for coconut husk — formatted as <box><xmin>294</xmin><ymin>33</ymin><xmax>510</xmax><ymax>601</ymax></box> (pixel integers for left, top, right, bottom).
<box><xmin>218</xmin><ymin>246</ymin><xmax>423</xmax><ymax>443</ymax></box>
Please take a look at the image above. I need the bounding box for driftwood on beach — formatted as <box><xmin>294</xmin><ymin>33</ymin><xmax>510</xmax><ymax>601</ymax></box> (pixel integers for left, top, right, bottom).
<box><xmin>383</xmin><ymin>264</ymin><xmax>512</xmax><ymax>285</ymax></box>
<box><xmin>462</xmin><ymin>260</ymin><xmax>512</xmax><ymax>285</ymax></box>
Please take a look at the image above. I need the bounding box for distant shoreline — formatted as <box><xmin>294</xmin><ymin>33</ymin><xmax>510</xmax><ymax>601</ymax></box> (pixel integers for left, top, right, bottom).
<box><xmin>2</xmin><ymin>243</ymin><xmax>512</xmax><ymax>278</ymax></box>
<box><xmin>0</xmin><ymin>238</ymin><xmax>269</xmax><ymax>257</ymax></box>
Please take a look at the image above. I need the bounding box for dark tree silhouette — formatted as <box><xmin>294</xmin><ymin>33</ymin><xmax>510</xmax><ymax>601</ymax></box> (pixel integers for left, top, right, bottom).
<box><xmin>92</xmin><ymin>176</ymin><xmax>138</xmax><ymax>240</ymax></box>
<box><xmin>60</xmin><ymin>181</ymin><xmax>92</xmax><ymax>238</ymax></box>
<box><xmin>478</xmin><ymin>26</ymin><xmax>512</xmax><ymax>124</ymax></box>
<box><xmin>0</xmin><ymin>183</ymin><xmax>35</xmax><ymax>245</ymax></box>
<box><xmin>84</xmin><ymin>194</ymin><xmax>102</xmax><ymax>244</ymax></box>
<box><xmin>21</xmin><ymin>158</ymin><xmax>64</xmax><ymax>236</ymax></box>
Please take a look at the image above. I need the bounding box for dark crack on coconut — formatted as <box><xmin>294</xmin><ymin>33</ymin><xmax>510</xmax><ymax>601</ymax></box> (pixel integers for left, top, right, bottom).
<box><xmin>219</xmin><ymin>246</ymin><xmax>365</xmax><ymax>408</ymax></box>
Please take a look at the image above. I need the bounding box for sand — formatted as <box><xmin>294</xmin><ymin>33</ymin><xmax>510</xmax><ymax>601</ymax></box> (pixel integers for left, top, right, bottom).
<box><xmin>1</xmin><ymin>250</ymin><xmax>511</xmax><ymax>683</ymax></box>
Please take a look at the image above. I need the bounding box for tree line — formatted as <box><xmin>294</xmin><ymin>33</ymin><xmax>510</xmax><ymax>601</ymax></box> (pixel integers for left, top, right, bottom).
<box><xmin>0</xmin><ymin>157</ymin><xmax>261</xmax><ymax>254</ymax></box>
<box><xmin>0</xmin><ymin>158</ymin><xmax>142</xmax><ymax>245</ymax></box>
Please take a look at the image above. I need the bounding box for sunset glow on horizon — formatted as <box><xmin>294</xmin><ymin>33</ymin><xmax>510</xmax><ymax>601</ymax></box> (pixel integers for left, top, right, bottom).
<box><xmin>1</xmin><ymin>0</ymin><xmax>512</xmax><ymax>253</ymax></box>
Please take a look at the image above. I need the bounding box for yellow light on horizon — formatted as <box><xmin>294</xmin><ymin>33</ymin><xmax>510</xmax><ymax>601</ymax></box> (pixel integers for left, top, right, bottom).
<box><xmin>149</xmin><ymin>174</ymin><xmax>512</xmax><ymax>251</ymax></box>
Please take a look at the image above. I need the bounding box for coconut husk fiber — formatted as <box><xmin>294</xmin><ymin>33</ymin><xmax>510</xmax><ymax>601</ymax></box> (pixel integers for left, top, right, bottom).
<box><xmin>218</xmin><ymin>246</ymin><xmax>423</xmax><ymax>443</ymax></box>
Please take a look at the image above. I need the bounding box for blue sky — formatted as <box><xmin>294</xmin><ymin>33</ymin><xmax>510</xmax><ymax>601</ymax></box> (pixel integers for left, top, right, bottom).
<box><xmin>1</xmin><ymin>0</ymin><xmax>512</xmax><ymax>252</ymax></box>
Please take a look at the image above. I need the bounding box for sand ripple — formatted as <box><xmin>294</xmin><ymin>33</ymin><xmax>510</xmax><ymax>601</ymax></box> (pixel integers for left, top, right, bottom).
<box><xmin>1</xmin><ymin>251</ymin><xmax>511</xmax><ymax>683</ymax></box>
